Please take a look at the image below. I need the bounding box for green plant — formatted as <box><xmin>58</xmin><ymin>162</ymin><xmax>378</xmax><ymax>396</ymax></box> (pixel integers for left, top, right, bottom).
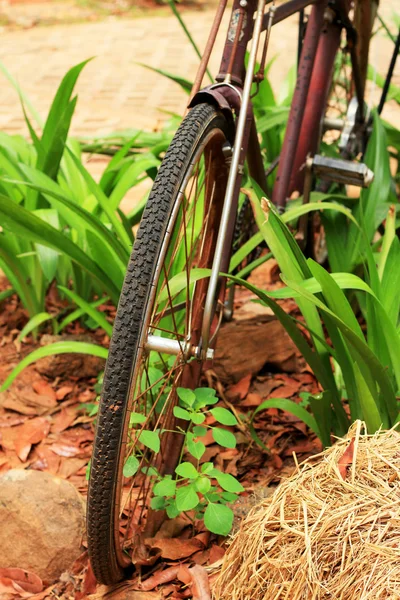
<box><xmin>123</xmin><ymin>386</ymin><xmax>243</xmax><ymax>536</ymax></box>
<box><xmin>229</xmin><ymin>184</ymin><xmax>400</xmax><ymax>445</ymax></box>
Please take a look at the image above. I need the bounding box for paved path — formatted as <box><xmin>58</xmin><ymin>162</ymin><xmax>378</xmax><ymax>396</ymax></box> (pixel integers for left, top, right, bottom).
<box><xmin>0</xmin><ymin>3</ymin><xmax>398</xmax><ymax>143</ymax></box>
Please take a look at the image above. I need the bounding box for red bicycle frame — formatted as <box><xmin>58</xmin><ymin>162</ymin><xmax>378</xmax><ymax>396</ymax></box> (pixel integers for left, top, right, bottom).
<box><xmin>187</xmin><ymin>0</ymin><xmax>366</xmax><ymax>357</ymax></box>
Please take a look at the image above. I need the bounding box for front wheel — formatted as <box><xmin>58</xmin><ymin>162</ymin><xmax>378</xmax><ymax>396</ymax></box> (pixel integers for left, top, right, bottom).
<box><xmin>87</xmin><ymin>103</ymin><xmax>233</xmax><ymax>584</ymax></box>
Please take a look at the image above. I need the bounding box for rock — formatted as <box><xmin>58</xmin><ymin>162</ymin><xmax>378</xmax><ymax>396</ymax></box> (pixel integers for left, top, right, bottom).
<box><xmin>213</xmin><ymin>302</ymin><xmax>299</xmax><ymax>383</ymax></box>
<box><xmin>36</xmin><ymin>334</ymin><xmax>105</xmax><ymax>379</ymax></box>
<box><xmin>0</xmin><ymin>469</ymin><xmax>85</xmax><ymax>583</ymax></box>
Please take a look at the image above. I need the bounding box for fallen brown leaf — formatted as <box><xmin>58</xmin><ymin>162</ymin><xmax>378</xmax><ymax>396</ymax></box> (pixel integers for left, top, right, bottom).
<box><xmin>55</xmin><ymin>386</ymin><xmax>73</xmax><ymax>401</ymax></box>
<box><xmin>1</xmin><ymin>394</ymin><xmax>37</xmax><ymax>416</ymax></box>
<box><xmin>338</xmin><ymin>438</ymin><xmax>355</xmax><ymax>480</ymax></box>
<box><xmin>268</xmin><ymin>380</ymin><xmax>301</xmax><ymax>399</ymax></box>
<box><xmin>33</xmin><ymin>380</ymin><xmax>56</xmax><ymax>402</ymax></box>
<box><xmin>227</xmin><ymin>374</ymin><xmax>252</xmax><ymax>400</ymax></box>
<box><xmin>23</xmin><ymin>390</ymin><xmax>57</xmax><ymax>409</ymax></box>
<box><xmin>75</xmin><ymin>563</ymin><xmax>97</xmax><ymax>600</ymax></box>
<box><xmin>51</xmin><ymin>407</ymin><xmax>77</xmax><ymax>434</ymax></box>
<box><xmin>89</xmin><ymin>584</ymin><xmax>162</xmax><ymax>600</ymax></box>
<box><xmin>146</xmin><ymin>537</ymin><xmax>204</xmax><ymax>561</ymax></box>
<box><xmin>49</xmin><ymin>442</ymin><xmax>81</xmax><ymax>458</ymax></box>
<box><xmin>241</xmin><ymin>393</ymin><xmax>263</xmax><ymax>407</ymax></box>
<box><xmin>0</xmin><ymin>567</ymin><xmax>43</xmax><ymax>596</ymax></box>
<box><xmin>58</xmin><ymin>457</ymin><xmax>88</xmax><ymax>479</ymax></box>
<box><xmin>14</xmin><ymin>417</ymin><xmax>51</xmax><ymax>462</ymax></box>
<box><xmin>188</xmin><ymin>565</ymin><xmax>211</xmax><ymax>600</ymax></box>
<box><xmin>209</xmin><ymin>544</ymin><xmax>225</xmax><ymax>565</ymax></box>
<box><xmin>139</xmin><ymin>566</ymin><xmax>180</xmax><ymax>591</ymax></box>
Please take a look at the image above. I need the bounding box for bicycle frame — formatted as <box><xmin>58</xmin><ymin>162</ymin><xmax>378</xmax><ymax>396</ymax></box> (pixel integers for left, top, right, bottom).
<box><xmin>187</xmin><ymin>0</ymin><xmax>366</xmax><ymax>358</ymax></box>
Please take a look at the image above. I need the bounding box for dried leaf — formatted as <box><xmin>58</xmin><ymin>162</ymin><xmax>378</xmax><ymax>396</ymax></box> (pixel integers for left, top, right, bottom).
<box><xmin>2</xmin><ymin>394</ymin><xmax>37</xmax><ymax>416</ymax></box>
<box><xmin>0</xmin><ymin>568</ymin><xmax>43</xmax><ymax>595</ymax></box>
<box><xmin>14</xmin><ymin>417</ymin><xmax>51</xmax><ymax>461</ymax></box>
<box><xmin>131</xmin><ymin>534</ymin><xmax>161</xmax><ymax>567</ymax></box>
<box><xmin>75</xmin><ymin>563</ymin><xmax>97</xmax><ymax>600</ymax></box>
<box><xmin>139</xmin><ymin>567</ymin><xmax>180</xmax><ymax>591</ymax></box>
<box><xmin>227</xmin><ymin>374</ymin><xmax>252</xmax><ymax>400</ymax></box>
<box><xmin>188</xmin><ymin>565</ymin><xmax>211</xmax><ymax>600</ymax></box>
<box><xmin>51</xmin><ymin>408</ymin><xmax>76</xmax><ymax>434</ymax></box>
<box><xmin>48</xmin><ymin>442</ymin><xmax>81</xmax><ymax>458</ymax></box>
<box><xmin>338</xmin><ymin>438</ymin><xmax>355</xmax><ymax>480</ymax></box>
<box><xmin>32</xmin><ymin>380</ymin><xmax>56</xmax><ymax>403</ymax></box>
<box><xmin>146</xmin><ymin>537</ymin><xmax>204</xmax><ymax>561</ymax></box>
<box><xmin>209</xmin><ymin>544</ymin><xmax>225</xmax><ymax>565</ymax></box>
<box><xmin>268</xmin><ymin>381</ymin><xmax>301</xmax><ymax>399</ymax></box>
<box><xmin>89</xmin><ymin>585</ymin><xmax>162</xmax><ymax>600</ymax></box>
<box><xmin>55</xmin><ymin>386</ymin><xmax>73</xmax><ymax>401</ymax></box>
<box><xmin>57</xmin><ymin>457</ymin><xmax>87</xmax><ymax>479</ymax></box>
<box><xmin>241</xmin><ymin>393</ymin><xmax>263</xmax><ymax>407</ymax></box>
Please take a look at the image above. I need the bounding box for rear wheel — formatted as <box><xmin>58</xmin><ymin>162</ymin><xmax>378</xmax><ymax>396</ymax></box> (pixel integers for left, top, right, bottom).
<box><xmin>87</xmin><ymin>103</ymin><xmax>233</xmax><ymax>584</ymax></box>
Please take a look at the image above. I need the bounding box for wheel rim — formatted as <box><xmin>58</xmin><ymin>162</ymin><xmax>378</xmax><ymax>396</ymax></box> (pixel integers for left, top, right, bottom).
<box><xmin>113</xmin><ymin>127</ymin><xmax>228</xmax><ymax>567</ymax></box>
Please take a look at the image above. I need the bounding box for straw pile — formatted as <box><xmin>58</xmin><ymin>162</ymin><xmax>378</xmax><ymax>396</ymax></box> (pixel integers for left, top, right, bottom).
<box><xmin>214</xmin><ymin>422</ymin><xmax>400</xmax><ymax>599</ymax></box>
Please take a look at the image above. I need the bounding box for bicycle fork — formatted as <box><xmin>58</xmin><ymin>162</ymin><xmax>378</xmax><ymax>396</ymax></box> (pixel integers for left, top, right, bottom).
<box><xmin>199</xmin><ymin>0</ymin><xmax>271</xmax><ymax>359</ymax></box>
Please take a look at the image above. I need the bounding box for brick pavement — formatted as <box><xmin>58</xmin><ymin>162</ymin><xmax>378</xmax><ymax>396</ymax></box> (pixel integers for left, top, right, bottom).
<box><xmin>1</xmin><ymin>3</ymin><xmax>398</xmax><ymax>138</ymax></box>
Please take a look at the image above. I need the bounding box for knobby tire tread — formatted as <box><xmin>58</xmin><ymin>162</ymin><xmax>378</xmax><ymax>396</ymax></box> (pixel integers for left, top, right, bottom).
<box><xmin>87</xmin><ymin>103</ymin><xmax>231</xmax><ymax>585</ymax></box>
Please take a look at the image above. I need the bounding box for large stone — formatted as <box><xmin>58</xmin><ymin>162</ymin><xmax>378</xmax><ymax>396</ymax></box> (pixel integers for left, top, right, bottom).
<box><xmin>0</xmin><ymin>469</ymin><xmax>85</xmax><ymax>583</ymax></box>
<box><xmin>36</xmin><ymin>334</ymin><xmax>105</xmax><ymax>379</ymax></box>
<box><xmin>214</xmin><ymin>302</ymin><xmax>300</xmax><ymax>383</ymax></box>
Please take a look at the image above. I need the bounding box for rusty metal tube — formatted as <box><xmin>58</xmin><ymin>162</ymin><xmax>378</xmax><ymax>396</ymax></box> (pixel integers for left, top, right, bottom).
<box><xmin>271</xmin><ymin>0</ymin><xmax>327</xmax><ymax>209</ymax></box>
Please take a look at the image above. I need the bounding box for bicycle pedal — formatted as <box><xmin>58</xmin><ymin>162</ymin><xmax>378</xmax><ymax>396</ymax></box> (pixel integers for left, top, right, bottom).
<box><xmin>311</xmin><ymin>155</ymin><xmax>374</xmax><ymax>188</ymax></box>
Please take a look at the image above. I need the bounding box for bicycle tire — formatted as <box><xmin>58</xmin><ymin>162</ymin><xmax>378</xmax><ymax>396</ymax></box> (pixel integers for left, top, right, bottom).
<box><xmin>87</xmin><ymin>103</ymin><xmax>233</xmax><ymax>585</ymax></box>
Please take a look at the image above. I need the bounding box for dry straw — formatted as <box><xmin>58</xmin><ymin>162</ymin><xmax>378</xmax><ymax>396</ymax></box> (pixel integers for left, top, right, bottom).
<box><xmin>214</xmin><ymin>422</ymin><xmax>400</xmax><ymax>599</ymax></box>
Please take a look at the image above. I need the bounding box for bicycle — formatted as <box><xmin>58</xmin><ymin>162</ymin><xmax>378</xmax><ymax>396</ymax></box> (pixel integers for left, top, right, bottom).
<box><xmin>87</xmin><ymin>0</ymin><xmax>400</xmax><ymax>583</ymax></box>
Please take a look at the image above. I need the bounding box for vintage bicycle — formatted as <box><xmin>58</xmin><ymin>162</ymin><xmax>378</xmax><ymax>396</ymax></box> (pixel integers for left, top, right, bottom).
<box><xmin>87</xmin><ymin>0</ymin><xmax>400</xmax><ymax>583</ymax></box>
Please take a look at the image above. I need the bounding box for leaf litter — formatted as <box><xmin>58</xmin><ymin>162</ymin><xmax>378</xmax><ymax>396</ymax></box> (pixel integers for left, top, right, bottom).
<box><xmin>0</xmin><ymin>280</ymin><xmax>324</xmax><ymax>598</ymax></box>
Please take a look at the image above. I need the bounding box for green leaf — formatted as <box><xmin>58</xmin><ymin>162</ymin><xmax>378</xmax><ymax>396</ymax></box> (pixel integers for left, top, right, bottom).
<box><xmin>57</xmin><ymin>296</ymin><xmax>108</xmax><ymax>333</ymax></box>
<box><xmin>153</xmin><ymin>477</ymin><xmax>176</xmax><ymax>497</ymax></box>
<box><xmin>195</xmin><ymin>477</ymin><xmax>211</xmax><ymax>495</ymax></box>
<box><xmin>17</xmin><ymin>312</ymin><xmax>54</xmax><ymax>342</ymax></box>
<box><xmin>58</xmin><ymin>286</ymin><xmax>113</xmax><ymax>336</ymax></box>
<box><xmin>175</xmin><ymin>461</ymin><xmax>198</xmax><ymax>479</ymax></box>
<box><xmin>221</xmin><ymin>492</ymin><xmax>238</xmax><ymax>503</ymax></box>
<box><xmin>190</xmin><ymin>412</ymin><xmax>205</xmax><ymax>425</ymax></box>
<box><xmin>250</xmin><ymin>398</ymin><xmax>321</xmax><ymax>449</ymax></box>
<box><xmin>1</xmin><ymin>341</ymin><xmax>107</xmax><ymax>391</ymax></box>
<box><xmin>204</xmin><ymin>502</ymin><xmax>233</xmax><ymax>536</ymax></box>
<box><xmin>210</xmin><ymin>470</ymin><xmax>244</xmax><ymax>493</ymax></box>
<box><xmin>353</xmin><ymin>362</ymin><xmax>384</xmax><ymax>433</ymax></box>
<box><xmin>175</xmin><ymin>484</ymin><xmax>199</xmax><ymax>511</ymax></box>
<box><xmin>12</xmin><ymin>164</ymin><xmax>129</xmax><ymax>263</ymax></box>
<box><xmin>138</xmin><ymin>430</ymin><xmax>160</xmax><ymax>453</ymax></box>
<box><xmin>210</xmin><ymin>407</ymin><xmax>238</xmax><ymax>426</ymax></box>
<box><xmin>158</xmin><ymin>268</ymin><xmax>211</xmax><ymax>303</ymax></box>
<box><xmin>177</xmin><ymin>388</ymin><xmax>196</xmax><ymax>407</ymax></box>
<box><xmin>137</xmin><ymin>63</ymin><xmax>193</xmax><ymax>94</ymax></box>
<box><xmin>201</xmin><ymin>462</ymin><xmax>214</xmax><ymax>474</ymax></box>
<box><xmin>166</xmin><ymin>500</ymin><xmax>180</xmax><ymax>518</ymax></box>
<box><xmin>151</xmin><ymin>496</ymin><xmax>167</xmax><ymax>510</ymax></box>
<box><xmin>193</xmin><ymin>426</ymin><xmax>207</xmax><ymax>437</ymax></box>
<box><xmin>123</xmin><ymin>456</ymin><xmax>140</xmax><ymax>478</ymax></box>
<box><xmin>0</xmin><ymin>194</ymin><xmax>120</xmax><ymax>303</ymax></box>
<box><xmin>129</xmin><ymin>412</ymin><xmax>147</xmax><ymax>425</ymax></box>
<box><xmin>173</xmin><ymin>406</ymin><xmax>191</xmax><ymax>421</ymax></box>
<box><xmin>0</xmin><ymin>287</ymin><xmax>14</xmax><ymax>303</ymax></box>
<box><xmin>165</xmin><ymin>0</ymin><xmax>213</xmax><ymax>83</ymax></box>
<box><xmin>186</xmin><ymin>433</ymin><xmax>206</xmax><ymax>460</ymax></box>
<box><xmin>212</xmin><ymin>428</ymin><xmax>237</xmax><ymax>449</ymax></box>
<box><xmin>193</xmin><ymin>387</ymin><xmax>218</xmax><ymax>409</ymax></box>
